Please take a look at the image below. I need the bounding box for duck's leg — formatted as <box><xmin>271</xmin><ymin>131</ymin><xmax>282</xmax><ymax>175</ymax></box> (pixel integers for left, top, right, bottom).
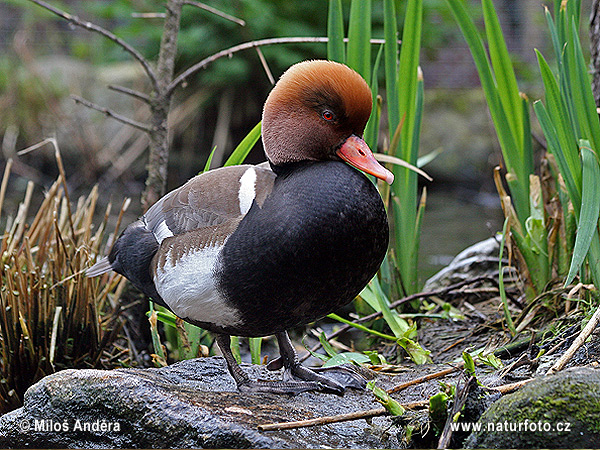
<box><xmin>215</xmin><ymin>333</ymin><xmax>320</xmax><ymax>395</ymax></box>
<box><xmin>275</xmin><ymin>331</ymin><xmax>367</xmax><ymax>394</ymax></box>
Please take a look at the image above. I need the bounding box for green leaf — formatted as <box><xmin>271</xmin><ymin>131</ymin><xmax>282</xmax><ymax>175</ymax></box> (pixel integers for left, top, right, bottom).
<box><xmin>364</xmin><ymin>350</ymin><xmax>386</xmax><ymax>365</ymax></box>
<box><xmin>397</xmin><ymin>0</ymin><xmax>422</xmax><ymax>164</ymax></box>
<box><xmin>224</xmin><ymin>121</ymin><xmax>261</xmax><ymax>167</ymax></box>
<box><xmin>477</xmin><ymin>352</ymin><xmax>503</xmax><ymax>370</ymax></box>
<box><xmin>149</xmin><ymin>309</ymin><xmax>178</xmax><ymax>328</ymax></box>
<box><xmin>367</xmin><ymin>380</ymin><xmax>405</xmax><ymax>416</ymax></box>
<box><xmin>429</xmin><ymin>391</ymin><xmax>449</xmax><ymax>430</ymax></box>
<box><xmin>533</xmin><ymin>98</ymin><xmax>581</xmax><ymax>209</ymax></box>
<box><xmin>446</xmin><ymin>0</ymin><xmax>528</xmax><ymax>223</ymax></box>
<box><xmin>569</xmin><ymin>20</ymin><xmax>600</xmax><ymax>151</ymax></box>
<box><xmin>303</xmin><ymin>336</ymin><xmax>329</xmax><ymax>362</ymax></box>
<box><xmin>322</xmin><ymin>352</ymin><xmax>370</xmax><ymax>368</ymax></box>
<box><xmin>327</xmin><ymin>0</ymin><xmax>345</xmax><ymax>63</ymax></box>
<box><xmin>397</xmin><ymin>334</ymin><xmax>432</xmax><ymax>365</ymax></box>
<box><xmin>319</xmin><ymin>331</ymin><xmax>339</xmax><ymax>358</ymax></box>
<box><xmin>535</xmin><ymin>50</ymin><xmax>582</xmax><ymax>207</ymax></box>
<box><xmin>462</xmin><ymin>351</ymin><xmax>476</xmax><ymax>376</ymax></box>
<box><xmin>565</xmin><ymin>142</ymin><xmax>600</xmax><ymax>285</ymax></box>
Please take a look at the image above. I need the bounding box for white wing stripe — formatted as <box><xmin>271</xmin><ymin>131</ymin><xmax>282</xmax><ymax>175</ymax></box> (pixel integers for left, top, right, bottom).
<box><xmin>154</xmin><ymin>220</ymin><xmax>174</xmax><ymax>244</ymax></box>
<box><xmin>238</xmin><ymin>167</ymin><xmax>257</xmax><ymax>215</ymax></box>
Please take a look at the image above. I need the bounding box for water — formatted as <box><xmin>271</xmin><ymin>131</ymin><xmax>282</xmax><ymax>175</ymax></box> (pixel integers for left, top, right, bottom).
<box><xmin>417</xmin><ymin>186</ymin><xmax>504</xmax><ymax>283</ymax></box>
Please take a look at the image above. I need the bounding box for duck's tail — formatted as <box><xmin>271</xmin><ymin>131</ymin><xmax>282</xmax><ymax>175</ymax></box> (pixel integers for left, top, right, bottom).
<box><xmin>85</xmin><ymin>256</ymin><xmax>113</xmax><ymax>277</ymax></box>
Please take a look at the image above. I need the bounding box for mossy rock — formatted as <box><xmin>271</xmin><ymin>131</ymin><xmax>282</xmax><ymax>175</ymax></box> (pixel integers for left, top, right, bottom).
<box><xmin>465</xmin><ymin>367</ymin><xmax>600</xmax><ymax>448</ymax></box>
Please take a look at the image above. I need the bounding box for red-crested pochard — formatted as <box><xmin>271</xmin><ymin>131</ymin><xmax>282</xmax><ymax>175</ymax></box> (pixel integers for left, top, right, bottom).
<box><xmin>88</xmin><ymin>60</ymin><xmax>394</xmax><ymax>394</ymax></box>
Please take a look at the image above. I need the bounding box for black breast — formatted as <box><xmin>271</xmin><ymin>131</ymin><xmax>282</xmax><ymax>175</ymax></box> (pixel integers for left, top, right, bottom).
<box><xmin>215</xmin><ymin>161</ymin><xmax>389</xmax><ymax>337</ymax></box>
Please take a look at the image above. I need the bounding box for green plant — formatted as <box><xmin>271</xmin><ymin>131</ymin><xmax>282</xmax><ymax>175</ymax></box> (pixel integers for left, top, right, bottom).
<box><xmin>534</xmin><ymin>2</ymin><xmax>600</xmax><ymax>289</ymax></box>
<box><xmin>447</xmin><ymin>0</ymin><xmax>600</xmax><ymax>301</ymax></box>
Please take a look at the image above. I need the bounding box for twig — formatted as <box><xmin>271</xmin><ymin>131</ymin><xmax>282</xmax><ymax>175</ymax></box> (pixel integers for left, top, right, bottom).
<box><xmin>71</xmin><ymin>95</ymin><xmax>153</xmax><ymax>133</ymax></box>
<box><xmin>108</xmin><ymin>85</ymin><xmax>151</xmax><ymax>104</ymax></box>
<box><xmin>256</xmin><ymin>47</ymin><xmax>275</xmax><ymax>85</ymax></box>
<box><xmin>167</xmin><ymin>37</ymin><xmax>388</xmax><ymax>96</ymax></box>
<box><xmin>546</xmin><ymin>303</ymin><xmax>600</xmax><ymax>375</ymax></box>
<box><xmin>491</xmin><ymin>377</ymin><xmax>534</xmax><ymax>394</ymax></box>
<box><xmin>28</xmin><ymin>0</ymin><xmax>158</xmax><ymax>90</ymax></box>
<box><xmin>183</xmin><ymin>0</ymin><xmax>246</xmax><ymax>26</ymax></box>
<box><xmin>258</xmin><ymin>400</ymin><xmax>427</xmax><ymax>431</ymax></box>
<box><xmin>0</xmin><ymin>158</ymin><xmax>14</xmax><ymax>222</ymax></box>
<box><xmin>387</xmin><ymin>366</ymin><xmax>460</xmax><ymax>394</ymax></box>
<box><xmin>131</xmin><ymin>12</ymin><xmax>166</xmax><ymax>19</ymax></box>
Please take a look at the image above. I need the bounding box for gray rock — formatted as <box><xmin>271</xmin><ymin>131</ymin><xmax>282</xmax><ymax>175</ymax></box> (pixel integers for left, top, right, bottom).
<box><xmin>424</xmin><ymin>236</ymin><xmax>509</xmax><ymax>290</ymax></box>
<box><xmin>464</xmin><ymin>367</ymin><xmax>600</xmax><ymax>448</ymax></box>
<box><xmin>0</xmin><ymin>357</ymin><xmax>400</xmax><ymax>448</ymax></box>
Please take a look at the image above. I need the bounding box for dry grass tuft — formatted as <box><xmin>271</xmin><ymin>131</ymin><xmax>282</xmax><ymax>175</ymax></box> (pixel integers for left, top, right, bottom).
<box><xmin>0</xmin><ymin>141</ymin><xmax>128</xmax><ymax>414</ymax></box>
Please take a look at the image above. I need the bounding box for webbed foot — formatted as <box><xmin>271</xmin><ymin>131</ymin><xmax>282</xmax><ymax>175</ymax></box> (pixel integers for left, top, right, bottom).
<box><xmin>215</xmin><ymin>332</ymin><xmax>367</xmax><ymax>395</ymax></box>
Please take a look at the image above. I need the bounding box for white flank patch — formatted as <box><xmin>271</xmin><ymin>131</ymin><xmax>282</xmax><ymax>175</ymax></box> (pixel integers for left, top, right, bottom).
<box><xmin>153</xmin><ymin>245</ymin><xmax>241</xmax><ymax>327</ymax></box>
<box><xmin>238</xmin><ymin>167</ymin><xmax>257</xmax><ymax>215</ymax></box>
<box><xmin>153</xmin><ymin>220</ymin><xmax>174</xmax><ymax>244</ymax></box>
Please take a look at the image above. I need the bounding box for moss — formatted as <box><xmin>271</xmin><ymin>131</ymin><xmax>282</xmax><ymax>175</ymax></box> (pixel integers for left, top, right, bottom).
<box><xmin>465</xmin><ymin>368</ymin><xmax>600</xmax><ymax>448</ymax></box>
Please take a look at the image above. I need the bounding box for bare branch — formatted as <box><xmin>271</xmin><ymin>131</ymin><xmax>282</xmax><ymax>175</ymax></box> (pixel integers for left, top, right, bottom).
<box><xmin>108</xmin><ymin>85</ymin><xmax>151</xmax><ymax>104</ymax></box>
<box><xmin>255</xmin><ymin>47</ymin><xmax>275</xmax><ymax>85</ymax></box>
<box><xmin>183</xmin><ymin>1</ymin><xmax>246</xmax><ymax>26</ymax></box>
<box><xmin>71</xmin><ymin>95</ymin><xmax>153</xmax><ymax>133</ymax></box>
<box><xmin>28</xmin><ymin>0</ymin><xmax>158</xmax><ymax>91</ymax></box>
<box><xmin>131</xmin><ymin>12</ymin><xmax>167</xmax><ymax>19</ymax></box>
<box><xmin>167</xmin><ymin>37</ymin><xmax>389</xmax><ymax>96</ymax></box>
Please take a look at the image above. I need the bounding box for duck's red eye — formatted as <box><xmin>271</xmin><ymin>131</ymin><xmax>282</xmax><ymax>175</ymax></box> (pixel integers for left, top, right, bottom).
<box><xmin>322</xmin><ymin>110</ymin><xmax>334</xmax><ymax>121</ymax></box>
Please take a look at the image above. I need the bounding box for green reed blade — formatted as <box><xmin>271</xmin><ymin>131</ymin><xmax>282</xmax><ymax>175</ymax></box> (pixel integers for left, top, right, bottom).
<box><xmin>347</xmin><ymin>0</ymin><xmax>371</xmax><ymax>84</ymax></box>
<box><xmin>327</xmin><ymin>0</ymin><xmax>345</xmax><ymax>63</ymax></box>
<box><xmin>224</xmin><ymin>121</ymin><xmax>261</xmax><ymax>167</ymax></box>
<box><xmin>565</xmin><ymin>143</ymin><xmax>600</xmax><ymax>285</ymax></box>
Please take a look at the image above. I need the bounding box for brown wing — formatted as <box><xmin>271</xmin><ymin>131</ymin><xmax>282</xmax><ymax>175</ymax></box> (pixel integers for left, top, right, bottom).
<box><xmin>143</xmin><ymin>164</ymin><xmax>276</xmax><ymax>242</ymax></box>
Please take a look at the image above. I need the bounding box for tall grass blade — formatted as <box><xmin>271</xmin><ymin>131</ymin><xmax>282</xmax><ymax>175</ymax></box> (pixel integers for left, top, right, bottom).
<box><xmin>392</xmin><ymin>0</ymin><xmax>423</xmax><ymax>296</ymax></box>
<box><xmin>570</xmin><ymin>20</ymin><xmax>600</xmax><ymax>151</ymax></box>
<box><xmin>383</xmin><ymin>0</ymin><xmax>399</xmax><ymax>134</ymax></box>
<box><xmin>446</xmin><ymin>0</ymin><xmax>527</xmax><ymax>222</ymax></box>
<box><xmin>203</xmin><ymin>146</ymin><xmax>217</xmax><ymax>172</ymax></box>
<box><xmin>364</xmin><ymin>44</ymin><xmax>383</xmax><ymax>151</ymax></box>
<box><xmin>249</xmin><ymin>337</ymin><xmax>262</xmax><ymax>365</ymax></box>
<box><xmin>565</xmin><ymin>143</ymin><xmax>600</xmax><ymax>285</ymax></box>
<box><xmin>535</xmin><ymin>51</ymin><xmax>582</xmax><ymax>207</ymax></box>
<box><xmin>346</xmin><ymin>0</ymin><xmax>371</xmax><ymax>83</ymax></box>
<box><xmin>224</xmin><ymin>121</ymin><xmax>261</xmax><ymax>166</ymax></box>
<box><xmin>482</xmin><ymin>0</ymin><xmax>523</xmax><ymax>152</ymax></box>
<box><xmin>327</xmin><ymin>0</ymin><xmax>345</xmax><ymax>63</ymax></box>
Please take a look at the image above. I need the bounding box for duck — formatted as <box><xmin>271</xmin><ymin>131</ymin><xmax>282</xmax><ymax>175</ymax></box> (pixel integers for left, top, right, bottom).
<box><xmin>87</xmin><ymin>60</ymin><xmax>394</xmax><ymax>395</ymax></box>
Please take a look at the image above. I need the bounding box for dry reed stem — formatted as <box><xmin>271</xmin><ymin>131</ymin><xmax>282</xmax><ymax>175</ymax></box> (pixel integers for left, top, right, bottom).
<box><xmin>547</xmin><ymin>303</ymin><xmax>600</xmax><ymax>375</ymax></box>
<box><xmin>0</xmin><ymin>141</ymin><xmax>129</xmax><ymax>413</ymax></box>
